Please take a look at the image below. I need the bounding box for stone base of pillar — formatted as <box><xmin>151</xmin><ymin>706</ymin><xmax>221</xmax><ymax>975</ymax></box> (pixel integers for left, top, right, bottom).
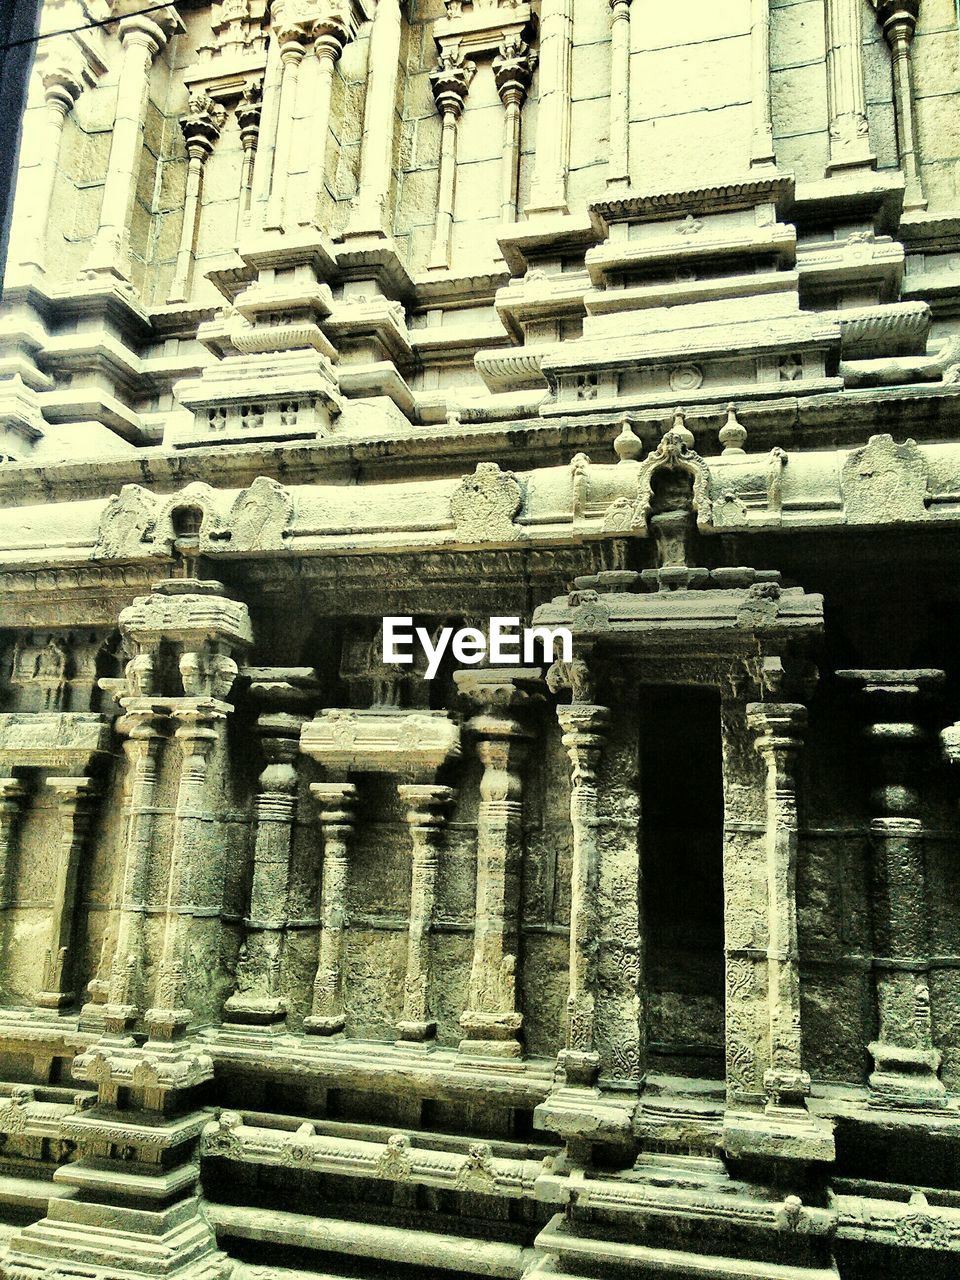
<box><xmin>458</xmin><ymin>1008</ymin><xmax>523</xmax><ymax>1059</ymax></box>
<box><xmin>33</xmin><ymin>990</ymin><xmax>75</xmax><ymax>1012</ymax></box>
<box><xmin>303</xmin><ymin>1013</ymin><xmax>346</xmax><ymax>1035</ymax></box>
<box><xmin>535</xmin><ymin>1085</ymin><xmax>636</xmax><ymax>1146</ymax></box>
<box><xmin>4</xmin><ymin>1195</ymin><xmax>231</xmax><ymax>1280</ymax></box>
<box><xmin>222</xmin><ymin>992</ymin><xmax>288</xmax><ymax>1029</ymax></box>
<box><xmin>868</xmin><ymin>1040</ymin><xmax>947</xmax><ymax>1109</ymax></box>
<box><xmin>723</xmin><ymin>1105</ymin><xmax>836</xmax><ymax>1163</ymax></box>
<box><xmin>396</xmin><ymin>1018</ymin><xmax>436</xmax><ymax>1043</ymax></box>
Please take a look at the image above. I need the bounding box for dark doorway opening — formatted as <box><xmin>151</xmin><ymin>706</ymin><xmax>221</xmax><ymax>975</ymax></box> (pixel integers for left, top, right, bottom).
<box><xmin>639</xmin><ymin>684</ymin><xmax>726</xmax><ymax>1080</ymax></box>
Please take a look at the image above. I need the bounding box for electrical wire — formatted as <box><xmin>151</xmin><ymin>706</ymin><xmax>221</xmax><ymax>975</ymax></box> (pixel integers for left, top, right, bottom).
<box><xmin>0</xmin><ymin>2</ymin><xmax>179</xmax><ymax>53</ymax></box>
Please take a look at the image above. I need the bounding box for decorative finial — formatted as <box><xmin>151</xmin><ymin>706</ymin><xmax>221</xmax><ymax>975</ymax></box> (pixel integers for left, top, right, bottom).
<box><xmin>613</xmin><ymin>416</ymin><xmax>643</xmax><ymax>462</ymax></box>
<box><xmin>719</xmin><ymin>404</ymin><xmax>747</xmax><ymax>455</ymax></box>
<box><xmin>670</xmin><ymin>408</ymin><xmax>694</xmax><ymax>450</ymax></box>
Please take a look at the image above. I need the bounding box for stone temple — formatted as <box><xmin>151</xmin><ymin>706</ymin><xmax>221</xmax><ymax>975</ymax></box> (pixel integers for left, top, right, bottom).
<box><xmin>2</xmin><ymin>0</ymin><xmax>960</xmax><ymax>1277</ymax></box>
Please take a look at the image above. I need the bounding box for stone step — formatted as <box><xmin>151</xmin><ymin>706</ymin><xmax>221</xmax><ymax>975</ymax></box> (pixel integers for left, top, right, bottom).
<box><xmin>535</xmin><ymin>1214</ymin><xmax>839</xmax><ymax>1280</ymax></box>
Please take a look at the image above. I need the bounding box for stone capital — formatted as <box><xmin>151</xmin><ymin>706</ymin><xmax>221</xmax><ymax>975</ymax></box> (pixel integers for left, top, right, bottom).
<box><xmin>492</xmin><ymin>36</ymin><xmax>536</xmax><ymax>107</ymax></box>
<box><xmin>454</xmin><ymin>666</ymin><xmax>543</xmax><ymax>712</ymax></box>
<box><xmin>871</xmin><ymin>0</ymin><xmax>919</xmax><ymax>43</ymax></box>
<box><xmin>117</xmin><ymin>13</ymin><xmax>174</xmax><ymax>56</ymax></box>
<box><xmin>309</xmin><ymin>780</ymin><xmax>358</xmax><ymax>828</ymax></box>
<box><xmin>40</xmin><ymin>65</ymin><xmax>84</xmax><ymax>115</ymax></box>
<box><xmin>180</xmin><ymin>91</ymin><xmax>226</xmax><ymax>159</ymax></box>
<box><xmin>430</xmin><ymin>52</ymin><xmax>476</xmax><ymax>118</ymax></box>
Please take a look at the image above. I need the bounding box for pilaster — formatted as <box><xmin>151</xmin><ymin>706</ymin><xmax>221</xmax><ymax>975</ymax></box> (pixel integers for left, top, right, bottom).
<box><xmin>34</xmin><ymin>776</ymin><xmax>99</xmax><ymax>1013</ymax></box>
<box><xmin>750</xmin><ymin>0</ymin><xmax>776</xmax><ymax>168</ymax></box>
<box><xmin>428</xmin><ymin>52</ymin><xmax>476</xmax><ymax>271</ymax></box>
<box><xmin>16</xmin><ymin>63</ymin><xmax>83</xmax><ymax>274</ymax></box>
<box><xmin>82</xmin><ymin>10</ymin><xmax>182</xmax><ymax>283</ymax></box>
<box><xmin>396</xmin><ymin>783</ymin><xmax>454</xmax><ymax>1043</ymax></box>
<box><xmin>168</xmin><ymin>93</ymin><xmax>226</xmax><ymax>303</ymax></box>
<box><xmin>824</xmin><ymin>0</ymin><xmax>876</xmax><ymax>174</ymax></box>
<box><xmin>299</xmin><ymin>21</ymin><xmax>350</xmax><ymax>227</ymax></box>
<box><xmin>344</xmin><ymin>0</ymin><xmax>402</xmax><ymax>238</ymax></box>
<box><xmin>493</xmin><ymin>36</ymin><xmax>536</xmax><ymax>223</ymax></box>
<box><xmin>873</xmin><ymin>0</ymin><xmax>925</xmax><ymax>209</ymax></box>
<box><xmin>304</xmin><ymin>781</ymin><xmax>357</xmax><ymax>1034</ymax></box>
<box><xmin>841</xmin><ymin>668</ymin><xmax>947</xmax><ymax>1108</ymax></box>
<box><xmin>224</xmin><ymin>709</ymin><xmax>305</xmax><ymax>1033</ymax></box>
<box><xmin>607</xmin><ymin>0</ymin><xmax>631</xmax><ymax>186</ymax></box>
<box><xmin>454</xmin><ymin>667</ymin><xmax>541</xmax><ymax>1060</ymax></box>
<box><xmin>526</xmin><ymin>0</ymin><xmax>573</xmax><ymax>215</ymax></box>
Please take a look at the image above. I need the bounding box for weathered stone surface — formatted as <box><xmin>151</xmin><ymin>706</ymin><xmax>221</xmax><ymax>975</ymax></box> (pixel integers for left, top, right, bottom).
<box><xmin>0</xmin><ymin>2</ymin><xmax>958</xmax><ymax>1279</ymax></box>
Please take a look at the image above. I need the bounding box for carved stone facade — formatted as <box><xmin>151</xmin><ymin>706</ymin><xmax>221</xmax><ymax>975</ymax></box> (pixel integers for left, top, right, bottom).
<box><xmin>2</xmin><ymin>2</ymin><xmax>960</xmax><ymax>1279</ymax></box>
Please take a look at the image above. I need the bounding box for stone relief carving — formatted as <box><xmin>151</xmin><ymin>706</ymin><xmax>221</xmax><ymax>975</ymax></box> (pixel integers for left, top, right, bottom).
<box><xmin>450</xmin><ymin>463</ymin><xmax>523</xmax><ymax>542</ymax></box>
<box><xmin>92</xmin><ymin>478</ymin><xmax>296</xmax><ymax>560</ymax></box>
<box><xmin>840</xmin><ymin>433</ymin><xmax>929</xmax><ymax>523</ymax></box>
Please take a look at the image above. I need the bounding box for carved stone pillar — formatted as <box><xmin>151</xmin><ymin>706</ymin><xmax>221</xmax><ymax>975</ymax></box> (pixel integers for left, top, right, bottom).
<box><xmin>873</xmin><ymin>0</ymin><xmax>925</xmax><ymax>209</ymax></box>
<box><xmin>236</xmin><ymin>81</ymin><xmax>262</xmax><ymax>234</ymax></box>
<box><xmin>745</xmin><ymin>703</ymin><xmax>809</xmax><ymax>1110</ymax></box>
<box><xmin>842</xmin><ymin>668</ymin><xmax>946</xmax><ymax>1108</ymax></box>
<box><xmin>750</xmin><ymin>0</ymin><xmax>776</xmax><ymax>168</ymax></box>
<box><xmin>101</xmin><ymin>702</ymin><xmax>169</xmax><ymax>1028</ymax></box>
<box><xmin>18</xmin><ymin>65</ymin><xmax>83</xmax><ymax>272</ymax></box>
<box><xmin>249</xmin><ymin>36</ymin><xmax>282</xmax><ymax>216</ymax></box>
<box><xmin>84</xmin><ymin>13</ymin><xmax>176</xmax><ymax>280</ymax></box>
<box><xmin>264</xmin><ymin>23</ymin><xmax>309</xmax><ymax>232</ymax></box>
<box><xmin>455</xmin><ymin>668</ymin><xmax>540</xmax><ymax>1059</ymax></box>
<box><xmin>0</xmin><ymin>779</ymin><xmax>25</xmax><ymax>914</ymax></box>
<box><xmin>428</xmin><ymin>53</ymin><xmax>475</xmax><ymax>271</ymax></box>
<box><xmin>556</xmin><ymin>697</ymin><xmax>609</xmax><ymax>1085</ymax></box>
<box><xmin>35</xmin><ymin>777</ymin><xmax>98</xmax><ymax>1011</ymax></box>
<box><xmin>396</xmin><ymin>783</ymin><xmax>454</xmax><ymax>1043</ymax></box>
<box><xmin>493</xmin><ymin>37</ymin><xmax>536</xmax><ymax>223</ymax></box>
<box><xmin>148</xmin><ymin>701</ymin><xmax>226</xmax><ymax>1038</ymax></box>
<box><xmin>607</xmin><ymin>0</ymin><xmax>631</xmax><ymax>186</ymax></box>
<box><xmin>224</xmin><ymin>714</ymin><xmax>302</xmax><ymax>1032</ymax></box>
<box><xmin>304</xmin><ymin>781</ymin><xmax>357</xmax><ymax>1034</ymax></box>
<box><xmin>526</xmin><ymin>0</ymin><xmax>573</xmax><ymax>215</ymax></box>
<box><xmin>345</xmin><ymin>0</ymin><xmax>402</xmax><ymax>237</ymax></box>
<box><xmin>168</xmin><ymin>93</ymin><xmax>225</xmax><ymax>303</ymax></box>
<box><xmin>824</xmin><ymin>0</ymin><xmax>875</xmax><ymax>173</ymax></box>
<box><xmin>299</xmin><ymin>22</ymin><xmax>349</xmax><ymax>227</ymax></box>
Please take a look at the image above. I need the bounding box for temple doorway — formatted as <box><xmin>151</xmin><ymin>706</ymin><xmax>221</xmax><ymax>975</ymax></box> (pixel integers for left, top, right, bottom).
<box><xmin>639</xmin><ymin>683</ymin><xmax>726</xmax><ymax>1080</ymax></box>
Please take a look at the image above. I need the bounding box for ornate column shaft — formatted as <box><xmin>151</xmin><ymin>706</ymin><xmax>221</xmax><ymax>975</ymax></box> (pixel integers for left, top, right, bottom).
<box><xmin>842</xmin><ymin>668</ymin><xmax>946</xmax><ymax>1107</ymax></box>
<box><xmin>250</xmin><ymin>36</ymin><xmax>283</xmax><ymax>215</ymax></box>
<box><xmin>746</xmin><ymin>702</ymin><xmax>809</xmax><ymax>1109</ymax></box>
<box><xmin>35</xmin><ymin>777</ymin><xmax>98</xmax><ymax>1011</ymax></box>
<box><xmin>0</xmin><ymin>779</ymin><xmax>26</xmax><ymax>913</ymax></box>
<box><xmin>299</xmin><ymin>26</ymin><xmax>348</xmax><ymax>227</ymax></box>
<box><xmin>527</xmin><ymin>0</ymin><xmax>573</xmax><ymax>214</ymax></box>
<box><xmin>85</xmin><ymin>15</ymin><xmax>172</xmax><ymax>279</ymax></box>
<box><xmin>18</xmin><ymin>66</ymin><xmax>83</xmax><ymax>272</ymax></box>
<box><xmin>169</xmin><ymin>94</ymin><xmax>225</xmax><ymax>303</ymax></box>
<box><xmin>396</xmin><ymin>783</ymin><xmax>454</xmax><ymax>1042</ymax></box>
<box><xmin>225</xmin><ymin>713</ymin><xmax>301</xmax><ymax>1031</ymax></box>
<box><xmin>824</xmin><ymin>0</ymin><xmax>875</xmax><ymax>172</ymax></box>
<box><xmin>102</xmin><ymin>705</ymin><xmax>168</xmax><ymax>1027</ymax></box>
<box><xmin>874</xmin><ymin>0</ymin><xmax>925</xmax><ymax>209</ymax></box>
<box><xmin>148</xmin><ymin>701</ymin><xmax>225</xmax><ymax>1037</ymax></box>
<box><xmin>236</xmin><ymin>82</ymin><xmax>262</xmax><ymax>234</ymax></box>
<box><xmin>305</xmin><ymin>781</ymin><xmax>357</xmax><ymax>1034</ymax></box>
<box><xmin>750</xmin><ymin>0</ymin><xmax>776</xmax><ymax>167</ymax></box>
<box><xmin>428</xmin><ymin>53</ymin><xmax>475</xmax><ymax>271</ymax></box>
<box><xmin>345</xmin><ymin>0</ymin><xmax>402</xmax><ymax>236</ymax></box>
<box><xmin>557</xmin><ymin>699</ymin><xmax>609</xmax><ymax>1086</ymax></box>
<box><xmin>455</xmin><ymin>668</ymin><xmax>539</xmax><ymax>1059</ymax></box>
<box><xmin>493</xmin><ymin>37</ymin><xmax>536</xmax><ymax>224</ymax></box>
<box><xmin>607</xmin><ymin>0</ymin><xmax>631</xmax><ymax>185</ymax></box>
<box><xmin>264</xmin><ymin>27</ymin><xmax>309</xmax><ymax>232</ymax></box>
